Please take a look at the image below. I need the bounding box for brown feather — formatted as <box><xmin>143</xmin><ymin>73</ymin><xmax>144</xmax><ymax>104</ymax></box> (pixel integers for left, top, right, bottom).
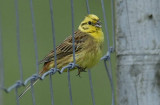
<box><xmin>38</xmin><ymin>30</ymin><xmax>93</xmax><ymax>70</ymax></box>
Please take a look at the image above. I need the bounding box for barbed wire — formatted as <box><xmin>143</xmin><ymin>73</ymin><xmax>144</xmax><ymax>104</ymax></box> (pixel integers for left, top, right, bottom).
<box><xmin>0</xmin><ymin>0</ymin><xmax>115</xmax><ymax>105</ymax></box>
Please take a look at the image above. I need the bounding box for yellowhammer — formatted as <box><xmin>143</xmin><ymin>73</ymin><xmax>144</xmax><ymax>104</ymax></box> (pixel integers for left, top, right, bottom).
<box><xmin>19</xmin><ymin>14</ymin><xmax>104</xmax><ymax>98</ymax></box>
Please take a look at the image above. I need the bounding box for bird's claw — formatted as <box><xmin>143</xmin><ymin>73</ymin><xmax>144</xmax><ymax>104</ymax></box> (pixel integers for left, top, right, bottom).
<box><xmin>76</xmin><ymin>67</ymin><xmax>86</xmax><ymax>77</ymax></box>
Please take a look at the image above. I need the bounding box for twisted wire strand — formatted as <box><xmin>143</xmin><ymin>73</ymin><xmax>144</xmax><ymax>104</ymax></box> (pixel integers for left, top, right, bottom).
<box><xmin>1</xmin><ymin>64</ymin><xmax>76</xmax><ymax>93</ymax></box>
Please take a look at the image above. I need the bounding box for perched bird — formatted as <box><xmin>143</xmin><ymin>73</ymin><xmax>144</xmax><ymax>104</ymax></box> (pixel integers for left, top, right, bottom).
<box><xmin>19</xmin><ymin>14</ymin><xmax>104</xmax><ymax>99</ymax></box>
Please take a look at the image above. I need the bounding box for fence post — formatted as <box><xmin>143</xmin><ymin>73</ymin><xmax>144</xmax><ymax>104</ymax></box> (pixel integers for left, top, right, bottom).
<box><xmin>116</xmin><ymin>0</ymin><xmax>160</xmax><ymax>105</ymax></box>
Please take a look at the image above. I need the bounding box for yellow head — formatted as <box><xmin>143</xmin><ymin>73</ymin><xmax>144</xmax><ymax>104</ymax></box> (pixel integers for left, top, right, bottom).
<box><xmin>78</xmin><ymin>14</ymin><xmax>102</xmax><ymax>33</ymax></box>
<box><xmin>78</xmin><ymin>14</ymin><xmax>104</xmax><ymax>43</ymax></box>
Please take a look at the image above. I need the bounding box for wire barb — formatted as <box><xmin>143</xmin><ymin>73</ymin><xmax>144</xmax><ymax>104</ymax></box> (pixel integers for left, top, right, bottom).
<box><xmin>24</xmin><ymin>74</ymin><xmax>39</xmax><ymax>86</ymax></box>
<box><xmin>41</xmin><ymin>68</ymin><xmax>58</xmax><ymax>80</ymax></box>
<box><xmin>60</xmin><ymin>63</ymin><xmax>79</xmax><ymax>73</ymax></box>
<box><xmin>101</xmin><ymin>47</ymin><xmax>113</xmax><ymax>61</ymax></box>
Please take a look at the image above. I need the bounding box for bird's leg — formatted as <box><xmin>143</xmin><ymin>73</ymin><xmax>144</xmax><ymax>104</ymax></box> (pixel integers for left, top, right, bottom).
<box><xmin>76</xmin><ymin>67</ymin><xmax>86</xmax><ymax>77</ymax></box>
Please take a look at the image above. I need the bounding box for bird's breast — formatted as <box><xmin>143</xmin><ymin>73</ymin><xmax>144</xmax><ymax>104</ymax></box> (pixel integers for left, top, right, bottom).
<box><xmin>76</xmin><ymin>41</ymin><xmax>103</xmax><ymax>69</ymax></box>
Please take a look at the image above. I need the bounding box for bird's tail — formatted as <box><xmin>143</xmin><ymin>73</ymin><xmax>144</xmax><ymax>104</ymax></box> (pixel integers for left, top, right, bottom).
<box><xmin>18</xmin><ymin>78</ymin><xmax>39</xmax><ymax>99</ymax></box>
<box><xmin>18</xmin><ymin>70</ymin><xmax>44</xmax><ymax>99</ymax></box>
<box><xmin>18</xmin><ymin>64</ymin><xmax>51</xmax><ymax>99</ymax></box>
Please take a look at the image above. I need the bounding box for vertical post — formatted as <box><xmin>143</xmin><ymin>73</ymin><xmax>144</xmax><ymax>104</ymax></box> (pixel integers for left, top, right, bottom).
<box><xmin>116</xmin><ymin>0</ymin><xmax>160</xmax><ymax>105</ymax></box>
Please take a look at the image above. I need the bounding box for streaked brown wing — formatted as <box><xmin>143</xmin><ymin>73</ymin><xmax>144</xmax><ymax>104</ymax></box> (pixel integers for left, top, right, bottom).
<box><xmin>39</xmin><ymin>30</ymin><xmax>90</xmax><ymax>64</ymax></box>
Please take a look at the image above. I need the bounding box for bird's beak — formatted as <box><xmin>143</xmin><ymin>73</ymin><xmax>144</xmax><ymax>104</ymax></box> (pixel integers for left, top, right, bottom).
<box><xmin>95</xmin><ymin>21</ymin><xmax>102</xmax><ymax>28</ymax></box>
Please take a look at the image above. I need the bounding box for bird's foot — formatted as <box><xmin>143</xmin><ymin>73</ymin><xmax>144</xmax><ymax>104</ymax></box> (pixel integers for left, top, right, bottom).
<box><xmin>76</xmin><ymin>67</ymin><xmax>86</xmax><ymax>77</ymax></box>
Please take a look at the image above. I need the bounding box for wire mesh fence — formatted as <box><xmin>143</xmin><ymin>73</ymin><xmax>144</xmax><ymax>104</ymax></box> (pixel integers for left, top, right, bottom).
<box><xmin>0</xmin><ymin>0</ymin><xmax>115</xmax><ymax>105</ymax></box>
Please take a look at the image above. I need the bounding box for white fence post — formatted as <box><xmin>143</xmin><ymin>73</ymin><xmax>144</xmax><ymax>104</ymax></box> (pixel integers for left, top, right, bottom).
<box><xmin>116</xmin><ymin>0</ymin><xmax>160</xmax><ymax>105</ymax></box>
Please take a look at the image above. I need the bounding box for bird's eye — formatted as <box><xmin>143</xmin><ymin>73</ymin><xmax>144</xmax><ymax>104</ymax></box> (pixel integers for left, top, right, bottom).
<box><xmin>88</xmin><ymin>21</ymin><xmax>92</xmax><ymax>25</ymax></box>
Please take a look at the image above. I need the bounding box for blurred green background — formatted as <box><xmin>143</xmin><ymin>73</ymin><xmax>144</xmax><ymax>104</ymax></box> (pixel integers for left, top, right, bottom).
<box><xmin>0</xmin><ymin>0</ymin><xmax>116</xmax><ymax>105</ymax></box>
